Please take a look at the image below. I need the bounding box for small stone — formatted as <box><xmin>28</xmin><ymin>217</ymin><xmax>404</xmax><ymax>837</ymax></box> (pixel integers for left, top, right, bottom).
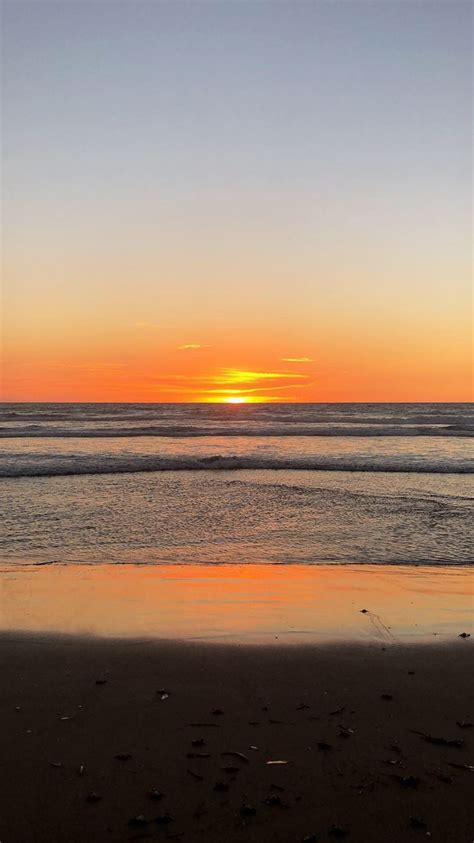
<box><xmin>86</xmin><ymin>792</ymin><xmax>102</xmax><ymax>803</ymax></box>
<box><xmin>213</xmin><ymin>781</ymin><xmax>229</xmax><ymax>792</ymax></box>
<box><xmin>155</xmin><ymin>813</ymin><xmax>174</xmax><ymax>825</ymax></box>
<box><xmin>148</xmin><ymin>790</ymin><xmax>164</xmax><ymax>801</ymax></box>
<box><xmin>128</xmin><ymin>815</ymin><xmax>148</xmax><ymax>827</ymax></box>
<box><xmin>397</xmin><ymin>775</ymin><xmax>419</xmax><ymax>788</ymax></box>
<box><xmin>410</xmin><ymin>816</ymin><xmax>427</xmax><ymax>830</ymax></box>
<box><xmin>338</xmin><ymin>726</ymin><xmax>354</xmax><ymax>738</ymax></box>
<box><xmin>263</xmin><ymin>794</ymin><xmax>284</xmax><ymax>807</ymax></box>
<box><xmin>329</xmin><ymin>826</ymin><xmax>349</xmax><ymax>838</ymax></box>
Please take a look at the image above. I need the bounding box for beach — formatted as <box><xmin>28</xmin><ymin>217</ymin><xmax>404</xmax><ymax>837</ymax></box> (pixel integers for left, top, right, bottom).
<box><xmin>0</xmin><ymin>563</ymin><xmax>473</xmax><ymax>842</ymax></box>
<box><xmin>1</xmin><ymin>634</ymin><xmax>473</xmax><ymax>842</ymax></box>
<box><xmin>1</xmin><ymin>404</ymin><xmax>472</xmax><ymax>840</ymax></box>
<box><xmin>3</xmin><ymin>0</ymin><xmax>473</xmax><ymax>836</ymax></box>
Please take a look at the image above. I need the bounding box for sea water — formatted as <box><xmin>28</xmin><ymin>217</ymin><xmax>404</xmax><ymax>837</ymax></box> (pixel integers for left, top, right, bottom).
<box><xmin>0</xmin><ymin>403</ymin><xmax>472</xmax><ymax>567</ymax></box>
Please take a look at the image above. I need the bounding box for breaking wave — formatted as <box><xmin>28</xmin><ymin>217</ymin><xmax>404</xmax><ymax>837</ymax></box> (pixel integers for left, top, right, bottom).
<box><xmin>1</xmin><ymin>424</ymin><xmax>473</xmax><ymax>438</ymax></box>
<box><xmin>2</xmin><ymin>453</ymin><xmax>472</xmax><ymax>478</ymax></box>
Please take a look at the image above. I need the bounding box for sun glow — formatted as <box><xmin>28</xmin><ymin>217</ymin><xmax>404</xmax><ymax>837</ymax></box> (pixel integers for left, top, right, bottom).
<box><xmin>224</xmin><ymin>396</ymin><xmax>248</xmax><ymax>404</ymax></box>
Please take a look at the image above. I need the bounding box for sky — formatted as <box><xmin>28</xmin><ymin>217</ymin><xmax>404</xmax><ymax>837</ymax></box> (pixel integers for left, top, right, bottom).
<box><xmin>1</xmin><ymin>0</ymin><xmax>472</xmax><ymax>403</ymax></box>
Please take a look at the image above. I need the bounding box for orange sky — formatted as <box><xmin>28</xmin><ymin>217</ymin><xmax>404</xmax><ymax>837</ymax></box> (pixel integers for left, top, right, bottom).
<box><xmin>2</xmin><ymin>316</ymin><xmax>472</xmax><ymax>402</ymax></box>
<box><xmin>1</xmin><ymin>2</ymin><xmax>472</xmax><ymax>403</ymax></box>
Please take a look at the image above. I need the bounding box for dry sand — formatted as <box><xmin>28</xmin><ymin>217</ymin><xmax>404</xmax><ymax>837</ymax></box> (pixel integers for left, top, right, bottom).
<box><xmin>0</xmin><ymin>634</ymin><xmax>472</xmax><ymax>842</ymax></box>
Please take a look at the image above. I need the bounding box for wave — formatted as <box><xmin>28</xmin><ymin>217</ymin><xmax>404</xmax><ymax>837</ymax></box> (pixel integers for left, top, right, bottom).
<box><xmin>1</xmin><ymin>424</ymin><xmax>473</xmax><ymax>438</ymax></box>
<box><xmin>2</xmin><ymin>453</ymin><xmax>472</xmax><ymax>477</ymax></box>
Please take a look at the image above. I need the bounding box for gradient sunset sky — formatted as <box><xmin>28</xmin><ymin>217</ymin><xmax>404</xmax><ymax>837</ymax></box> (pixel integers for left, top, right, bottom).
<box><xmin>2</xmin><ymin>1</ymin><xmax>472</xmax><ymax>403</ymax></box>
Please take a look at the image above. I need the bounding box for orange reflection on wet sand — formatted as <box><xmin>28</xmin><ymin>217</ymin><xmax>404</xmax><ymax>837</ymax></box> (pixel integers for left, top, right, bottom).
<box><xmin>0</xmin><ymin>564</ymin><xmax>471</xmax><ymax>644</ymax></box>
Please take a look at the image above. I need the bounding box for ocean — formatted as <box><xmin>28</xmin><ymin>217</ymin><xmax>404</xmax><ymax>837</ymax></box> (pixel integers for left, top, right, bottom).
<box><xmin>1</xmin><ymin>402</ymin><xmax>472</xmax><ymax>567</ymax></box>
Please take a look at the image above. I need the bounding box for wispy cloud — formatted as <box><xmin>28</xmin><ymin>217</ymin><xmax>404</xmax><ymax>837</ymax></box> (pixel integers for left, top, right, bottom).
<box><xmin>136</xmin><ymin>367</ymin><xmax>312</xmax><ymax>403</ymax></box>
<box><xmin>153</xmin><ymin>368</ymin><xmax>308</xmax><ymax>386</ymax></box>
<box><xmin>178</xmin><ymin>343</ymin><xmax>211</xmax><ymax>350</ymax></box>
<box><xmin>211</xmin><ymin>368</ymin><xmax>307</xmax><ymax>384</ymax></box>
<box><xmin>45</xmin><ymin>362</ymin><xmax>128</xmax><ymax>371</ymax></box>
<box><xmin>281</xmin><ymin>357</ymin><xmax>313</xmax><ymax>363</ymax></box>
<box><xmin>202</xmin><ymin>381</ymin><xmax>312</xmax><ymax>395</ymax></box>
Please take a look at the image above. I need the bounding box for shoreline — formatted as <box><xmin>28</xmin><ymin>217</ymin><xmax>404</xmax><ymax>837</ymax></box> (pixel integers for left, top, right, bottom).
<box><xmin>0</xmin><ymin>563</ymin><xmax>471</xmax><ymax>644</ymax></box>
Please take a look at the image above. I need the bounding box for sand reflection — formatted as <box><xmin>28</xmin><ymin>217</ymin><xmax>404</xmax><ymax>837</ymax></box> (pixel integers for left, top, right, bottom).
<box><xmin>0</xmin><ymin>564</ymin><xmax>471</xmax><ymax>643</ymax></box>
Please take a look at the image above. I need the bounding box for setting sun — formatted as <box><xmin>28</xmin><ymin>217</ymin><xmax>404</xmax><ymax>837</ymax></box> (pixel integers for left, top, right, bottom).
<box><xmin>224</xmin><ymin>396</ymin><xmax>248</xmax><ymax>404</ymax></box>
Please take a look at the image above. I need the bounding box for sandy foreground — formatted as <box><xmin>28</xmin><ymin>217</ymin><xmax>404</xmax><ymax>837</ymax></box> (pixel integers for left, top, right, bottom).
<box><xmin>0</xmin><ymin>634</ymin><xmax>473</xmax><ymax>843</ymax></box>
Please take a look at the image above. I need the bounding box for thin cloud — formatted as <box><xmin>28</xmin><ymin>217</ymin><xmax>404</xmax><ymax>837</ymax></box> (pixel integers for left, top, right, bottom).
<box><xmin>153</xmin><ymin>369</ymin><xmax>309</xmax><ymax>386</ymax></box>
<box><xmin>212</xmin><ymin>369</ymin><xmax>307</xmax><ymax>384</ymax></box>
<box><xmin>178</xmin><ymin>343</ymin><xmax>211</xmax><ymax>350</ymax></box>
<box><xmin>202</xmin><ymin>382</ymin><xmax>312</xmax><ymax>395</ymax></box>
<box><xmin>281</xmin><ymin>357</ymin><xmax>313</xmax><ymax>363</ymax></box>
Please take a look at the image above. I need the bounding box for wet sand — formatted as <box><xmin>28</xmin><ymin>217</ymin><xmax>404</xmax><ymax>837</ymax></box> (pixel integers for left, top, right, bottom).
<box><xmin>1</xmin><ymin>563</ymin><xmax>472</xmax><ymax>643</ymax></box>
<box><xmin>1</xmin><ymin>635</ymin><xmax>473</xmax><ymax>842</ymax></box>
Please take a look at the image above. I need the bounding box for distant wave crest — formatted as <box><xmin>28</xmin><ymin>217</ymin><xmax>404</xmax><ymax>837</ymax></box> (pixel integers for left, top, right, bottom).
<box><xmin>2</xmin><ymin>453</ymin><xmax>472</xmax><ymax>477</ymax></box>
<box><xmin>1</xmin><ymin>424</ymin><xmax>473</xmax><ymax>439</ymax></box>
